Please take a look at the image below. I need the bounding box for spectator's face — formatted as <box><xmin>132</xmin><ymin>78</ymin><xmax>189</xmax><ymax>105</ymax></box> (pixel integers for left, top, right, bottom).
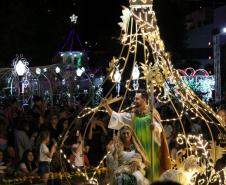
<box><xmin>50</xmin><ymin>115</ymin><xmax>58</xmax><ymax>125</ymax></box>
<box><xmin>121</xmin><ymin>127</ymin><xmax>132</xmax><ymax>142</ymax></box>
<box><xmin>134</xmin><ymin>93</ymin><xmax>146</xmax><ymax>107</ymax></box>
<box><xmin>45</xmin><ymin>136</ymin><xmax>50</xmax><ymax>144</ymax></box>
<box><xmin>63</xmin><ymin>120</ymin><xmax>69</xmax><ymax>130</ymax></box>
<box><xmin>7</xmin><ymin>147</ymin><xmax>15</xmax><ymax>158</ymax></box>
<box><xmin>218</xmin><ymin>110</ymin><xmax>226</xmax><ymax>123</ymax></box>
<box><xmin>27</xmin><ymin>152</ymin><xmax>34</xmax><ymax>162</ymax></box>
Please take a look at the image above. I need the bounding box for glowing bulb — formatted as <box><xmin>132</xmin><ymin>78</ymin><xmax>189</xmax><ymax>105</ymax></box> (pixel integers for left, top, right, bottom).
<box><xmin>62</xmin><ymin>79</ymin><xmax>66</xmax><ymax>85</ymax></box>
<box><xmin>43</xmin><ymin>68</ymin><xmax>47</xmax><ymax>72</ymax></box>
<box><xmin>222</xmin><ymin>27</ymin><xmax>226</xmax><ymax>33</ymax></box>
<box><xmin>132</xmin><ymin>63</ymin><xmax>140</xmax><ymax>80</ymax></box>
<box><xmin>15</xmin><ymin>60</ymin><xmax>26</xmax><ymax>76</ymax></box>
<box><xmin>113</xmin><ymin>67</ymin><xmax>121</xmax><ymax>83</ymax></box>
<box><xmin>55</xmin><ymin>66</ymin><xmax>61</xmax><ymax>73</ymax></box>
<box><xmin>35</xmin><ymin>67</ymin><xmax>41</xmax><ymax>75</ymax></box>
<box><xmin>76</xmin><ymin>67</ymin><xmax>85</xmax><ymax>76</ymax></box>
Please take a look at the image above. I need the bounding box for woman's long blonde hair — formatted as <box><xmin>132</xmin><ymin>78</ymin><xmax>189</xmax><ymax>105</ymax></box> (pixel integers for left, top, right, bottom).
<box><xmin>116</xmin><ymin>125</ymin><xmax>150</xmax><ymax>165</ymax></box>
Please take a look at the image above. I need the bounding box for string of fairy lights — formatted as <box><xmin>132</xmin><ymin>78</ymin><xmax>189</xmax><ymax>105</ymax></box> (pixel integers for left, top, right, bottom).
<box><xmin>3</xmin><ymin>133</ymin><xmax>225</xmax><ymax>185</ymax></box>
<box><xmin>1</xmin><ymin>0</ymin><xmax>226</xmax><ymax>184</ymax></box>
<box><xmin>128</xmin><ymin>1</ymin><xmax>225</xmax><ymax>184</ymax></box>
<box><xmin>41</xmin><ymin>0</ymin><xmax>226</xmax><ymax>184</ymax></box>
<box><xmin>59</xmin><ymin>149</ymin><xmax>110</xmax><ymax>184</ymax></box>
<box><xmin>175</xmin><ymin>134</ymin><xmax>226</xmax><ymax>184</ymax></box>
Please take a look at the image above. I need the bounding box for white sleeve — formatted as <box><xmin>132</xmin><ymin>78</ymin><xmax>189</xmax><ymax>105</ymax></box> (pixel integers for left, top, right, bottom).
<box><xmin>153</xmin><ymin>120</ymin><xmax>162</xmax><ymax>133</ymax></box>
<box><xmin>40</xmin><ymin>144</ymin><xmax>51</xmax><ymax>161</ymax></box>
<box><xmin>153</xmin><ymin>120</ymin><xmax>162</xmax><ymax>146</ymax></box>
<box><xmin>41</xmin><ymin>144</ymin><xmax>49</xmax><ymax>155</ymax></box>
<box><xmin>108</xmin><ymin>111</ymin><xmax>132</xmax><ymax>130</ymax></box>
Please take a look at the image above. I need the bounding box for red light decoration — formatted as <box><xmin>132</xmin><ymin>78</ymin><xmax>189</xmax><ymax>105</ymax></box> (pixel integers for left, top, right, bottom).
<box><xmin>177</xmin><ymin>67</ymin><xmax>209</xmax><ymax>77</ymax></box>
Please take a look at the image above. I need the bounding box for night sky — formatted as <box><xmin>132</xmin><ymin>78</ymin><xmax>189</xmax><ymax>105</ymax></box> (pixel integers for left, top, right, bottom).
<box><xmin>0</xmin><ymin>0</ymin><xmax>225</xmax><ymax>67</ymax></box>
<box><xmin>0</xmin><ymin>0</ymin><xmax>127</xmax><ymax>67</ymax></box>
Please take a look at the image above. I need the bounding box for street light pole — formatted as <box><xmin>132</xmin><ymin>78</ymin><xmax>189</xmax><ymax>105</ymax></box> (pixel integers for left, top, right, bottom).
<box><xmin>213</xmin><ymin>27</ymin><xmax>226</xmax><ymax>103</ymax></box>
<box><xmin>213</xmin><ymin>33</ymin><xmax>221</xmax><ymax>103</ymax></box>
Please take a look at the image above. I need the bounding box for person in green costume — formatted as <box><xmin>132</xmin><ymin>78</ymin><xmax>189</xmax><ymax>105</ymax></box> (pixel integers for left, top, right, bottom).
<box><xmin>101</xmin><ymin>89</ymin><xmax>171</xmax><ymax>182</ymax></box>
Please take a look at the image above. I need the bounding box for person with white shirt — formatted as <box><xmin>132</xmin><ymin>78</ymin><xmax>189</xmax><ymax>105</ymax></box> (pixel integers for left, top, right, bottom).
<box><xmin>38</xmin><ymin>130</ymin><xmax>57</xmax><ymax>184</ymax></box>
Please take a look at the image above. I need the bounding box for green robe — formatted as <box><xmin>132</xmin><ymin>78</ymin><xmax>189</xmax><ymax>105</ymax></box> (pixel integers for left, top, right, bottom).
<box><xmin>133</xmin><ymin>114</ymin><xmax>160</xmax><ymax>181</ymax></box>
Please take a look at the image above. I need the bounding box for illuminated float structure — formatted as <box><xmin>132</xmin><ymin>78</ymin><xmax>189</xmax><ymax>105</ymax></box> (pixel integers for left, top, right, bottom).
<box><xmin>70</xmin><ymin>0</ymin><xmax>226</xmax><ymax>184</ymax></box>
<box><xmin>0</xmin><ymin>0</ymin><xmax>225</xmax><ymax>184</ymax></box>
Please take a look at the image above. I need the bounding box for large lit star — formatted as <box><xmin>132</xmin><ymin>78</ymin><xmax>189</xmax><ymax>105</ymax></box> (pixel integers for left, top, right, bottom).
<box><xmin>70</xmin><ymin>14</ymin><xmax>78</xmax><ymax>24</ymax></box>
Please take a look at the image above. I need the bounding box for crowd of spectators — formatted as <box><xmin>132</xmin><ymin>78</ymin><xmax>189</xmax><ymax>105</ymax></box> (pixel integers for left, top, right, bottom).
<box><xmin>0</xmin><ymin>94</ymin><xmax>225</xmax><ymax>184</ymax></box>
<box><xmin>0</xmin><ymin>95</ymin><xmax>112</xmax><ymax>184</ymax></box>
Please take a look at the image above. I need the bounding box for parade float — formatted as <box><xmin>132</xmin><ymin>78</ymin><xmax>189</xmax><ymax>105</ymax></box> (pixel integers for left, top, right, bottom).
<box><xmin>1</xmin><ymin>0</ymin><xmax>226</xmax><ymax>184</ymax></box>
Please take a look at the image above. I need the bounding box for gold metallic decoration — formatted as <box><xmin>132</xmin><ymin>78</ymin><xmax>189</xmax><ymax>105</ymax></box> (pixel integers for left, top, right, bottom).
<box><xmin>129</xmin><ymin>0</ymin><xmax>153</xmax><ymax>6</ymax></box>
<box><xmin>106</xmin><ymin>56</ymin><xmax>119</xmax><ymax>79</ymax></box>
<box><xmin>56</xmin><ymin>1</ymin><xmax>226</xmax><ymax>184</ymax></box>
<box><xmin>140</xmin><ymin>63</ymin><xmax>165</xmax><ymax>87</ymax></box>
<box><xmin>118</xmin><ymin>7</ymin><xmax>131</xmax><ymax>33</ymax></box>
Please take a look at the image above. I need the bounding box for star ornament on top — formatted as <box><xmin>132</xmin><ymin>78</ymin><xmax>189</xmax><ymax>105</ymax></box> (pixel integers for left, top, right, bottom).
<box><xmin>70</xmin><ymin>14</ymin><xmax>78</xmax><ymax>24</ymax></box>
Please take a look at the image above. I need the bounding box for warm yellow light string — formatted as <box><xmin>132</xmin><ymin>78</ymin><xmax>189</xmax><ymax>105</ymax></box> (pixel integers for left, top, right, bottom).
<box><xmin>168</xmin><ymin>82</ymin><xmax>218</xmax><ymax>162</ymax></box>
<box><xmin>89</xmin><ymin>151</ymin><xmax>110</xmax><ymax>184</ymax></box>
<box><xmin>161</xmin><ymin>103</ymin><xmax>185</xmax><ymax>123</ymax></box>
<box><xmin>132</xmin><ymin>6</ymin><xmax>221</xmax><ymax>166</ymax></box>
<box><xmin>59</xmin><ymin>149</ymin><xmax>110</xmax><ymax>184</ymax></box>
<box><xmin>186</xmin><ymin>134</ymin><xmax>225</xmax><ymax>184</ymax></box>
<box><xmin>118</xmin><ymin>18</ymin><xmax>139</xmax><ymax>111</ymax></box>
<box><xmin>79</xmin><ymin>26</ymin><xmax>137</xmax><ymax>154</ymax></box>
<box><xmin>175</xmin><ymin>134</ymin><xmax>224</xmax><ymax>184</ymax></box>
<box><xmin>174</xmin><ymin>73</ymin><xmax>225</xmax><ymax>128</ymax></box>
<box><xmin>59</xmin><ymin>149</ymin><xmax>89</xmax><ymax>181</ymax></box>
<box><xmin>56</xmin><ymin>2</ymin><xmax>226</xmax><ymax>184</ymax></box>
